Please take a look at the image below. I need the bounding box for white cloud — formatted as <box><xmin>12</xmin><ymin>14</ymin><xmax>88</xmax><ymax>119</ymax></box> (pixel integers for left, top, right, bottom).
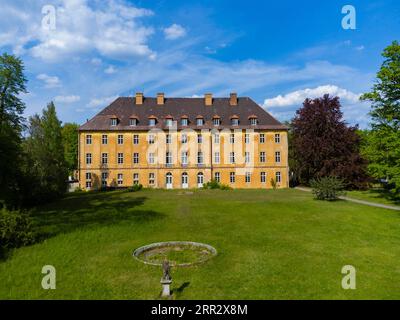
<box><xmin>263</xmin><ymin>85</ymin><xmax>362</xmax><ymax>108</ymax></box>
<box><xmin>86</xmin><ymin>96</ymin><xmax>118</xmax><ymax>109</ymax></box>
<box><xmin>54</xmin><ymin>95</ymin><xmax>80</xmax><ymax>103</ymax></box>
<box><xmin>37</xmin><ymin>73</ymin><xmax>62</xmax><ymax>88</ymax></box>
<box><xmin>163</xmin><ymin>24</ymin><xmax>186</xmax><ymax>40</ymax></box>
<box><xmin>1</xmin><ymin>0</ymin><xmax>155</xmax><ymax>61</ymax></box>
<box><xmin>104</xmin><ymin>66</ymin><xmax>117</xmax><ymax>74</ymax></box>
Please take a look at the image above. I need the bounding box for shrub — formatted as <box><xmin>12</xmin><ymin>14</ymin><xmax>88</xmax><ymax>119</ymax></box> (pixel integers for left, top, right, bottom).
<box><xmin>270</xmin><ymin>178</ymin><xmax>277</xmax><ymax>189</ymax></box>
<box><xmin>128</xmin><ymin>184</ymin><xmax>143</xmax><ymax>192</ymax></box>
<box><xmin>203</xmin><ymin>180</ymin><xmax>232</xmax><ymax>190</ymax></box>
<box><xmin>0</xmin><ymin>208</ymin><xmax>36</xmax><ymax>250</ymax></box>
<box><xmin>310</xmin><ymin>176</ymin><xmax>346</xmax><ymax>201</ymax></box>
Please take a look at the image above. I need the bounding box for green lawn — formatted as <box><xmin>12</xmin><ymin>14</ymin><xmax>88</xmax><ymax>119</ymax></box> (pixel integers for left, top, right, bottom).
<box><xmin>1</xmin><ymin>189</ymin><xmax>400</xmax><ymax>299</ymax></box>
<box><xmin>346</xmin><ymin>188</ymin><xmax>400</xmax><ymax>207</ymax></box>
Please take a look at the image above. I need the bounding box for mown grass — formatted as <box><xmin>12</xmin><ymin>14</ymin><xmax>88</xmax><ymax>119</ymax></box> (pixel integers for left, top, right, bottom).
<box><xmin>1</xmin><ymin>188</ymin><xmax>399</xmax><ymax>299</ymax></box>
<box><xmin>347</xmin><ymin>188</ymin><xmax>400</xmax><ymax>206</ymax></box>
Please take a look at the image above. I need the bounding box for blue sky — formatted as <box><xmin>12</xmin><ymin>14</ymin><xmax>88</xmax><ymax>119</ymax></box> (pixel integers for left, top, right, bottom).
<box><xmin>0</xmin><ymin>0</ymin><xmax>399</xmax><ymax>128</ymax></box>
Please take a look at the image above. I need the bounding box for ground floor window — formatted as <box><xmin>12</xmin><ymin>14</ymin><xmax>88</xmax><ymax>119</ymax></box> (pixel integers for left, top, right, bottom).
<box><xmin>166</xmin><ymin>172</ymin><xmax>173</xmax><ymax>187</ymax></box>
<box><xmin>117</xmin><ymin>173</ymin><xmax>123</xmax><ymax>185</ymax></box>
<box><xmin>133</xmin><ymin>173</ymin><xmax>139</xmax><ymax>185</ymax></box>
<box><xmin>197</xmin><ymin>172</ymin><xmax>204</xmax><ymax>186</ymax></box>
<box><xmin>245</xmin><ymin>172</ymin><xmax>251</xmax><ymax>183</ymax></box>
<box><xmin>260</xmin><ymin>172</ymin><xmax>266</xmax><ymax>183</ymax></box>
<box><xmin>149</xmin><ymin>173</ymin><xmax>155</xmax><ymax>185</ymax></box>
<box><xmin>230</xmin><ymin>172</ymin><xmax>235</xmax><ymax>183</ymax></box>
<box><xmin>182</xmin><ymin>172</ymin><xmax>188</xmax><ymax>186</ymax></box>
<box><xmin>276</xmin><ymin>171</ymin><xmax>281</xmax><ymax>183</ymax></box>
<box><xmin>214</xmin><ymin>172</ymin><xmax>220</xmax><ymax>182</ymax></box>
<box><xmin>101</xmin><ymin>172</ymin><xmax>108</xmax><ymax>186</ymax></box>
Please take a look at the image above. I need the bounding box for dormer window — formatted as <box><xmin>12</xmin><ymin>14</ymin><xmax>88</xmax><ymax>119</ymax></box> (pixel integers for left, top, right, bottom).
<box><xmin>110</xmin><ymin>117</ymin><xmax>118</xmax><ymax>126</ymax></box>
<box><xmin>249</xmin><ymin>115</ymin><xmax>258</xmax><ymax>126</ymax></box>
<box><xmin>165</xmin><ymin>115</ymin><xmax>173</xmax><ymax>127</ymax></box>
<box><xmin>213</xmin><ymin>116</ymin><xmax>221</xmax><ymax>126</ymax></box>
<box><xmin>196</xmin><ymin>116</ymin><xmax>204</xmax><ymax>126</ymax></box>
<box><xmin>230</xmin><ymin>115</ymin><xmax>239</xmax><ymax>126</ymax></box>
<box><xmin>181</xmin><ymin>116</ymin><xmax>189</xmax><ymax>126</ymax></box>
<box><xmin>129</xmin><ymin>116</ymin><xmax>138</xmax><ymax>126</ymax></box>
<box><xmin>148</xmin><ymin>116</ymin><xmax>157</xmax><ymax>126</ymax></box>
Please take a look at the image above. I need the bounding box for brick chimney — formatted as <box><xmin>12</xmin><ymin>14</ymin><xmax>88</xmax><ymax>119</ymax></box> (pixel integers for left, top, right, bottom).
<box><xmin>230</xmin><ymin>92</ymin><xmax>238</xmax><ymax>106</ymax></box>
<box><xmin>135</xmin><ymin>92</ymin><xmax>143</xmax><ymax>105</ymax></box>
<box><xmin>157</xmin><ymin>93</ymin><xmax>164</xmax><ymax>105</ymax></box>
<box><xmin>205</xmin><ymin>93</ymin><xmax>213</xmax><ymax>106</ymax></box>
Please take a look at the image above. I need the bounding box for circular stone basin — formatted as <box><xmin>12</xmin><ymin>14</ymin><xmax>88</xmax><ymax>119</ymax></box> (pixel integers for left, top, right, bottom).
<box><xmin>133</xmin><ymin>241</ymin><xmax>217</xmax><ymax>267</ymax></box>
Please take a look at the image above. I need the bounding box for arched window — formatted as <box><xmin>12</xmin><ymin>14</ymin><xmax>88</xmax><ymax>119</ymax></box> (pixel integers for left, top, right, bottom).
<box><xmin>197</xmin><ymin>172</ymin><xmax>204</xmax><ymax>187</ymax></box>
<box><xmin>166</xmin><ymin>172</ymin><xmax>173</xmax><ymax>189</ymax></box>
<box><xmin>182</xmin><ymin>172</ymin><xmax>188</xmax><ymax>188</ymax></box>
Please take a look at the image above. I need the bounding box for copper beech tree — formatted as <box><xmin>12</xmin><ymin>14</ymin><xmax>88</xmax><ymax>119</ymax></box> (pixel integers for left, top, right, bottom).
<box><xmin>291</xmin><ymin>94</ymin><xmax>369</xmax><ymax>189</ymax></box>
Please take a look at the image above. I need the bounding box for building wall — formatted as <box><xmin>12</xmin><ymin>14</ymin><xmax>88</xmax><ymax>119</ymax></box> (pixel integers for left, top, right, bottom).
<box><xmin>78</xmin><ymin>129</ymin><xmax>289</xmax><ymax>189</ymax></box>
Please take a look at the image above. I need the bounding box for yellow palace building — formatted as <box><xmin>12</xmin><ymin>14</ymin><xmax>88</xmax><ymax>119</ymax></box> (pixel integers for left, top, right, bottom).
<box><xmin>78</xmin><ymin>93</ymin><xmax>289</xmax><ymax>190</ymax></box>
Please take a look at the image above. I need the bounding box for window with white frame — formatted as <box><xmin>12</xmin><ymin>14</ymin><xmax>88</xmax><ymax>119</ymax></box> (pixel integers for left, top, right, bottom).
<box><xmin>181</xmin><ymin>118</ymin><xmax>188</xmax><ymax>126</ymax></box>
<box><xmin>117</xmin><ymin>173</ymin><xmax>123</xmax><ymax>185</ymax></box>
<box><xmin>260</xmin><ymin>152</ymin><xmax>266</xmax><ymax>163</ymax></box>
<box><xmin>86</xmin><ymin>134</ymin><xmax>92</xmax><ymax>144</ymax></box>
<box><xmin>214</xmin><ymin>133</ymin><xmax>220</xmax><ymax>144</ymax></box>
<box><xmin>133</xmin><ymin>134</ymin><xmax>139</xmax><ymax>145</ymax></box>
<box><xmin>129</xmin><ymin>118</ymin><xmax>137</xmax><ymax>126</ymax></box>
<box><xmin>86</xmin><ymin>153</ymin><xmax>92</xmax><ymax>165</ymax></box>
<box><xmin>245</xmin><ymin>133</ymin><xmax>250</xmax><ymax>144</ymax></box>
<box><xmin>276</xmin><ymin>171</ymin><xmax>281</xmax><ymax>183</ymax></box>
<box><xmin>260</xmin><ymin>133</ymin><xmax>265</xmax><ymax>143</ymax></box>
<box><xmin>117</xmin><ymin>134</ymin><xmax>123</xmax><ymax>145</ymax></box>
<box><xmin>149</xmin><ymin>118</ymin><xmax>156</xmax><ymax>126</ymax></box>
<box><xmin>197</xmin><ymin>151</ymin><xmax>204</xmax><ymax>164</ymax></box>
<box><xmin>86</xmin><ymin>172</ymin><xmax>91</xmax><ymax>180</ymax></box>
<box><xmin>230</xmin><ymin>152</ymin><xmax>235</xmax><ymax>164</ymax></box>
<box><xmin>230</xmin><ymin>133</ymin><xmax>235</xmax><ymax>144</ymax></box>
<box><xmin>101</xmin><ymin>153</ymin><xmax>108</xmax><ymax>164</ymax></box>
<box><xmin>214</xmin><ymin>172</ymin><xmax>220</xmax><ymax>182</ymax></box>
<box><xmin>110</xmin><ymin>118</ymin><xmax>117</xmax><ymax>126</ymax></box>
<box><xmin>275</xmin><ymin>151</ymin><xmax>281</xmax><ymax>163</ymax></box>
<box><xmin>148</xmin><ymin>152</ymin><xmax>155</xmax><ymax>164</ymax></box>
<box><xmin>166</xmin><ymin>152</ymin><xmax>172</xmax><ymax>165</ymax></box>
<box><xmin>245</xmin><ymin>152</ymin><xmax>250</xmax><ymax>164</ymax></box>
<box><xmin>149</xmin><ymin>173</ymin><xmax>155</xmax><ymax>185</ymax></box>
<box><xmin>250</xmin><ymin>118</ymin><xmax>258</xmax><ymax>125</ymax></box>
<box><xmin>133</xmin><ymin>153</ymin><xmax>139</xmax><ymax>164</ymax></box>
<box><xmin>230</xmin><ymin>172</ymin><xmax>235</xmax><ymax>183</ymax></box>
<box><xmin>214</xmin><ymin>152</ymin><xmax>220</xmax><ymax>164</ymax></box>
<box><xmin>165</xmin><ymin>119</ymin><xmax>173</xmax><ymax>127</ymax></box>
<box><xmin>133</xmin><ymin>173</ymin><xmax>139</xmax><ymax>185</ymax></box>
<box><xmin>231</xmin><ymin>118</ymin><xmax>239</xmax><ymax>126</ymax></box>
<box><xmin>181</xmin><ymin>133</ymin><xmax>188</xmax><ymax>144</ymax></box>
<box><xmin>245</xmin><ymin>172</ymin><xmax>251</xmax><ymax>183</ymax></box>
<box><xmin>166</xmin><ymin>134</ymin><xmax>171</xmax><ymax>144</ymax></box>
<box><xmin>148</xmin><ymin>134</ymin><xmax>155</xmax><ymax>144</ymax></box>
<box><xmin>196</xmin><ymin>118</ymin><xmax>204</xmax><ymax>126</ymax></box>
<box><xmin>275</xmin><ymin>133</ymin><xmax>281</xmax><ymax>143</ymax></box>
<box><xmin>197</xmin><ymin>134</ymin><xmax>203</xmax><ymax>144</ymax></box>
<box><xmin>101</xmin><ymin>172</ymin><xmax>108</xmax><ymax>186</ymax></box>
<box><xmin>86</xmin><ymin>180</ymin><xmax>92</xmax><ymax>188</ymax></box>
<box><xmin>260</xmin><ymin>172</ymin><xmax>266</xmax><ymax>183</ymax></box>
<box><xmin>117</xmin><ymin>153</ymin><xmax>124</xmax><ymax>164</ymax></box>
<box><xmin>102</xmin><ymin>134</ymin><xmax>108</xmax><ymax>144</ymax></box>
<box><xmin>213</xmin><ymin>118</ymin><xmax>220</xmax><ymax>126</ymax></box>
<box><xmin>181</xmin><ymin>151</ymin><xmax>188</xmax><ymax>165</ymax></box>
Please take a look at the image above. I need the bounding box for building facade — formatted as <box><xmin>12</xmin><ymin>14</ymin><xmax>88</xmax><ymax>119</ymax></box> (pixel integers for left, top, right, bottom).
<box><xmin>78</xmin><ymin>93</ymin><xmax>289</xmax><ymax>189</ymax></box>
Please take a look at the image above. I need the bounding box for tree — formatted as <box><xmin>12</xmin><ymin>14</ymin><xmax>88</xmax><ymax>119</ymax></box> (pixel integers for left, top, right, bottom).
<box><xmin>360</xmin><ymin>41</ymin><xmax>400</xmax><ymax>192</ymax></box>
<box><xmin>61</xmin><ymin>123</ymin><xmax>79</xmax><ymax>174</ymax></box>
<box><xmin>23</xmin><ymin>102</ymin><xmax>68</xmax><ymax>203</ymax></box>
<box><xmin>0</xmin><ymin>53</ymin><xmax>27</xmax><ymax>208</ymax></box>
<box><xmin>291</xmin><ymin>94</ymin><xmax>368</xmax><ymax>189</ymax></box>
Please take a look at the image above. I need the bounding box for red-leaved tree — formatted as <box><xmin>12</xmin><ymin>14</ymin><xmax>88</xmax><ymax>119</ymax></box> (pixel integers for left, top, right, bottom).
<box><xmin>291</xmin><ymin>94</ymin><xmax>369</xmax><ymax>189</ymax></box>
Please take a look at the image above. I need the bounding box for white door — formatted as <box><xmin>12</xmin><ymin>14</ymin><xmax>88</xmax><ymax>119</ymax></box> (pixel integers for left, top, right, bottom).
<box><xmin>182</xmin><ymin>173</ymin><xmax>188</xmax><ymax>189</ymax></box>
<box><xmin>197</xmin><ymin>173</ymin><xmax>204</xmax><ymax>188</ymax></box>
<box><xmin>166</xmin><ymin>173</ymin><xmax>173</xmax><ymax>189</ymax></box>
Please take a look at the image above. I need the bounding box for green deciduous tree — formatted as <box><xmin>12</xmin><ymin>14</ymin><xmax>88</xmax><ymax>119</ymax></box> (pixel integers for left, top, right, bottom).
<box><xmin>361</xmin><ymin>41</ymin><xmax>400</xmax><ymax>192</ymax></box>
<box><xmin>61</xmin><ymin>122</ymin><xmax>79</xmax><ymax>174</ymax></box>
<box><xmin>0</xmin><ymin>53</ymin><xmax>27</xmax><ymax>208</ymax></box>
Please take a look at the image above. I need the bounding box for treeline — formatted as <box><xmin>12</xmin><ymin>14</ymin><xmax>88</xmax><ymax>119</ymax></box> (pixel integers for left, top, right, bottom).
<box><xmin>0</xmin><ymin>54</ymin><xmax>78</xmax><ymax>209</ymax></box>
<box><xmin>288</xmin><ymin>41</ymin><xmax>400</xmax><ymax>195</ymax></box>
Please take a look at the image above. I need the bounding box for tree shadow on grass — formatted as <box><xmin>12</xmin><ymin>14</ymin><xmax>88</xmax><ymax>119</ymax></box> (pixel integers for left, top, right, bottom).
<box><xmin>363</xmin><ymin>188</ymin><xmax>400</xmax><ymax>205</ymax></box>
<box><xmin>32</xmin><ymin>191</ymin><xmax>165</xmax><ymax>240</ymax></box>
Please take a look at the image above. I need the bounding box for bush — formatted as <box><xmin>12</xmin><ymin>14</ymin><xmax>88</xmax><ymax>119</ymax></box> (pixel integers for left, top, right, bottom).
<box><xmin>310</xmin><ymin>176</ymin><xmax>346</xmax><ymax>201</ymax></box>
<box><xmin>270</xmin><ymin>178</ymin><xmax>277</xmax><ymax>190</ymax></box>
<box><xmin>0</xmin><ymin>208</ymin><xmax>36</xmax><ymax>250</ymax></box>
<box><xmin>203</xmin><ymin>180</ymin><xmax>232</xmax><ymax>190</ymax></box>
<box><xmin>128</xmin><ymin>184</ymin><xmax>143</xmax><ymax>192</ymax></box>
